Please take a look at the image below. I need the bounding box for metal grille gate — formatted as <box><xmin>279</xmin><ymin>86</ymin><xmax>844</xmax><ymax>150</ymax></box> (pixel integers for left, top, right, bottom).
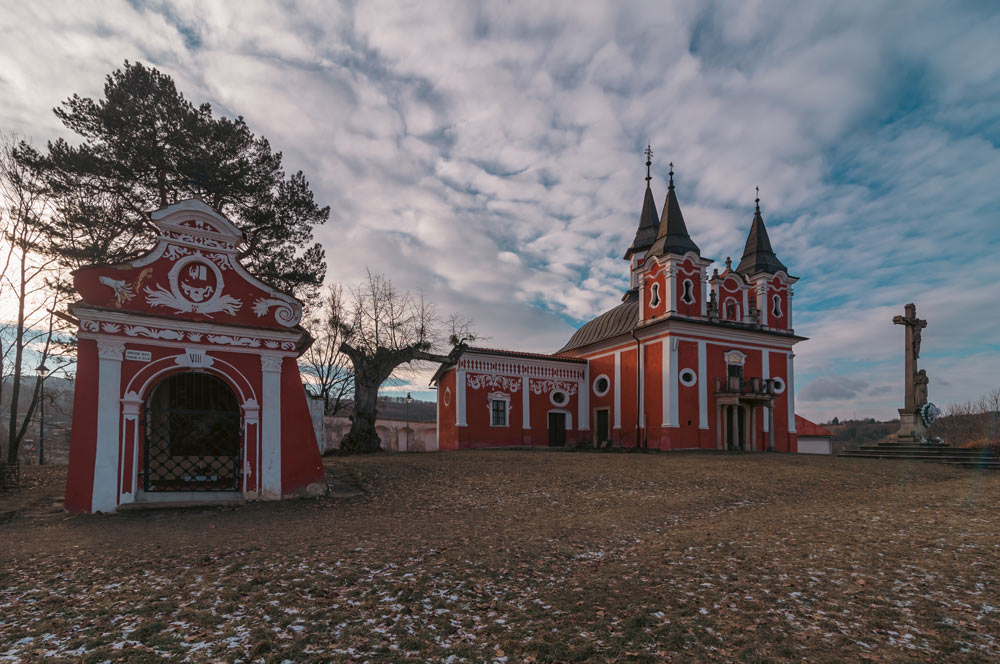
<box><xmin>143</xmin><ymin>372</ymin><xmax>242</xmax><ymax>492</ymax></box>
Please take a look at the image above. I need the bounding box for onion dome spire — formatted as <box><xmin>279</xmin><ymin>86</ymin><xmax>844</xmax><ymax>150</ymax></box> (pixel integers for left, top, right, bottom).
<box><xmin>624</xmin><ymin>145</ymin><xmax>660</xmax><ymax>259</ymax></box>
<box><xmin>736</xmin><ymin>187</ymin><xmax>788</xmax><ymax>275</ymax></box>
<box><xmin>647</xmin><ymin>162</ymin><xmax>701</xmax><ymax>257</ymax></box>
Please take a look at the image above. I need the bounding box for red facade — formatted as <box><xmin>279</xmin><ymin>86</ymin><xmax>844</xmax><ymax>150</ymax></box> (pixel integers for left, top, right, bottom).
<box><xmin>65</xmin><ymin>199</ymin><xmax>324</xmax><ymax>513</ymax></box>
<box><xmin>433</xmin><ymin>168</ymin><xmax>805</xmax><ymax>453</ymax></box>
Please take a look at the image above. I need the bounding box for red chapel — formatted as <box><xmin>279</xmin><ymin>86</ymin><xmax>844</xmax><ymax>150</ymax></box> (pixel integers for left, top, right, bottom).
<box><xmin>432</xmin><ymin>160</ymin><xmax>806</xmax><ymax>452</ymax></box>
<box><xmin>64</xmin><ymin>199</ymin><xmax>324</xmax><ymax>513</ymax></box>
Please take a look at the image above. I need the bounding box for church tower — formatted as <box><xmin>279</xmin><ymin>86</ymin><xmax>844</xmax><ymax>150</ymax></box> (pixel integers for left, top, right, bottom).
<box><xmin>637</xmin><ymin>162</ymin><xmax>712</xmax><ymax>322</ymax></box>
<box><xmin>625</xmin><ymin>146</ymin><xmax>660</xmax><ymax>290</ymax></box>
<box><xmin>735</xmin><ymin>190</ymin><xmax>796</xmax><ymax>331</ymax></box>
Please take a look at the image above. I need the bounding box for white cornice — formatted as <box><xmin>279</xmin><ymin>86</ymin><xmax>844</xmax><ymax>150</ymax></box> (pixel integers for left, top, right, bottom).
<box><xmin>73</xmin><ymin>305</ymin><xmax>303</xmax><ymax>342</ymax></box>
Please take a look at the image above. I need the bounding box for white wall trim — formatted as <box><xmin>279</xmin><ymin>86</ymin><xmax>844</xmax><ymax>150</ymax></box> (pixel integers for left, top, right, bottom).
<box><xmin>787</xmin><ymin>352</ymin><xmax>797</xmax><ymax>433</ymax></box>
<box><xmin>456</xmin><ymin>369</ymin><xmax>467</xmax><ymax>426</ymax></box>
<box><xmin>259</xmin><ymin>353</ymin><xmax>283</xmax><ymax>499</ymax></box>
<box><xmin>92</xmin><ymin>340</ymin><xmax>124</xmax><ymax>513</ymax></box>
<box><xmin>522</xmin><ymin>375</ymin><xmax>531</xmax><ymax>429</ymax></box>
<box><xmin>697</xmin><ymin>340</ymin><xmax>708</xmax><ymax>429</ymax></box>
<box><xmin>613</xmin><ymin>350</ymin><xmax>622</xmax><ymax>429</ymax></box>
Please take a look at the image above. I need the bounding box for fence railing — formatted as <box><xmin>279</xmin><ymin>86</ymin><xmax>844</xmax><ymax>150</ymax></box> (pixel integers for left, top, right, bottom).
<box><xmin>715</xmin><ymin>376</ymin><xmax>775</xmax><ymax>396</ymax></box>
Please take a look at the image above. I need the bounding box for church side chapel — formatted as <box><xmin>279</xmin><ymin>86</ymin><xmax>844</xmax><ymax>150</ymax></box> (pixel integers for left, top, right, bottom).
<box><xmin>433</xmin><ymin>151</ymin><xmax>806</xmax><ymax>451</ymax></box>
<box><xmin>64</xmin><ymin>199</ymin><xmax>325</xmax><ymax>513</ymax></box>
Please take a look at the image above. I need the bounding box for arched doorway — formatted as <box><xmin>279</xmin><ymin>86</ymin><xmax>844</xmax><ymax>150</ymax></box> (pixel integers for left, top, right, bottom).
<box><xmin>143</xmin><ymin>372</ymin><xmax>242</xmax><ymax>492</ymax></box>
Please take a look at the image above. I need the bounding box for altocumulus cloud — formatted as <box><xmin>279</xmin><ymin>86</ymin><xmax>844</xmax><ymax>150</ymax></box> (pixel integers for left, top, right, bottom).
<box><xmin>0</xmin><ymin>0</ymin><xmax>998</xmax><ymax>420</ymax></box>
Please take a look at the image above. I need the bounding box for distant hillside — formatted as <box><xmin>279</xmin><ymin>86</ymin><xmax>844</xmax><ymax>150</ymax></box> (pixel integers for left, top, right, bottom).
<box><xmin>825</xmin><ymin>419</ymin><xmax>897</xmax><ymax>451</ymax></box>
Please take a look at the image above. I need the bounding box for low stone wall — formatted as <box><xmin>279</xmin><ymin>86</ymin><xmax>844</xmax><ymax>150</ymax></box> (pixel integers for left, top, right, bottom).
<box><xmin>321</xmin><ymin>416</ymin><xmax>437</xmax><ymax>453</ymax></box>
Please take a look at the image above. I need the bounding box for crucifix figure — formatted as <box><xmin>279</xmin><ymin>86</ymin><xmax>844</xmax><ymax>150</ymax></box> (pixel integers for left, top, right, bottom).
<box><xmin>892</xmin><ymin>303</ymin><xmax>927</xmax><ymax>411</ymax></box>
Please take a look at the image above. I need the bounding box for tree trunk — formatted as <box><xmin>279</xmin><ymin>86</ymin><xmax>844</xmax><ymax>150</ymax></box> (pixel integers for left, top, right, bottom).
<box><xmin>338</xmin><ymin>343</ymin><xmax>455</xmax><ymax>454</ymax></box>
<box><xmin>341</xmin><ymin>377</ymin><xmax>383</xmax><ymax>454</ymax></box>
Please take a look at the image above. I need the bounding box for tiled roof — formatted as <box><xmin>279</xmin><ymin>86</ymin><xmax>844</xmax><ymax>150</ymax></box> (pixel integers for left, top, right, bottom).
<box><xmin>556</xmin><ymin>289</ymin><xmax>639</xmax><ymax>354</ymax></box>
<box><xmin>465</xmin><ymin>346</ymin><xmax>587</xmax><ymax>363</ymax></box>
<box><xmin>795</xmin><ymin>415</ymin><xmax>833</xmax><ymax>437</ymax></box>
<box><xmin>736</xmin><ymin>201</ymin><xmax>788</xmax><ymax>276</ymax></box>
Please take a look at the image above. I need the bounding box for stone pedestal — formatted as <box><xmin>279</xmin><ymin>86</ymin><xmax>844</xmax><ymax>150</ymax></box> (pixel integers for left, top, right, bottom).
<box><xmin>896</xmin><ymin>408</ymin><xmax>926</xmax><ymax>441</ymax></box>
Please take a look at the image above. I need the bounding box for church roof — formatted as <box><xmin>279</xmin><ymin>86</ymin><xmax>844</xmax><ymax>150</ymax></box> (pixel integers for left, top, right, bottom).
<box><xmin>736</xmin><ymin>196</ymin><xmax>788</xmax><ymax>276</ymax></box>
<box><xmin>625</xmin><ymin>184</ymin><xmax>660</xmax><ymax>259</ymax></box>
<box><xmin>556</xmin><ymin>289</ymin><xmax>639</xmax><ymax>353</ymax></box>
<box><xmin>625</xmin><ymin>147</ymin><xmax>661</xmax><ymax>259</ymax></box>
<box><xmin>647</xmin><ymin>165</ymin><xmax>700</xmax><ymax>258</ymax></box>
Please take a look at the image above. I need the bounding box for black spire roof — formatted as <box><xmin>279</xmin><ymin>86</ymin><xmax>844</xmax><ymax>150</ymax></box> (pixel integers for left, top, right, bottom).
<box><xmin>736</xmin><ymin>191</ymin><xmax>788</xmax><ymax>276</ymax></box>
<box><xmin>647</xmin><ymin>163</ymin><xmax>700</xmax><ymax>257</ymax></box>
<box><xmin>624</xmin><ymin>146</ymin><xmax>660</xmax><ymax>259</ymax></box>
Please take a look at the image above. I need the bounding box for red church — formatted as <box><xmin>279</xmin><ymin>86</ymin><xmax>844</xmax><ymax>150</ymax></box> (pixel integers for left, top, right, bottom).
<box><xmin>65</xmin><ymin>199</ymin><xmax>325</xmax><ymax>513</ymax></box>
<box><xmin>433</xmin><ymin>158</ymin><xmax>805</xmax><ymax>452</ymax></box>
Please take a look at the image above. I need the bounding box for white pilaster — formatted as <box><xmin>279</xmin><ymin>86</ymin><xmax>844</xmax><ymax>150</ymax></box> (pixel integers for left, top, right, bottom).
<box><xmin>787</xmin><ymin>352</ymin><xmax>797</xmax><ymax>433</ymax></box>
<box><xmin>787</xmin><ymin>287</ymin><xmax>794</xmax><ymax>328</ymax></box>
<box><xmin>697</xmin><ymin>340</ymin><xmax>708</xmax><ymax>429</ymax></box>
<box><xmin>762</xmin><ymin>349</ymin><xmax>770</xmax><ymax>433</ymax></box>
<box><xmin>92</xmin><ymin>340</ymin><xmax>124</xmax><ymax>513</ymax></box>
<box><xmin>742</xmin><ymin>288</ymin><xmax>750</xmax><ymax>322</ymax></box>
<box><xmin>260</xmin><ymin>353</ymin><xmax>283</xmax><ymax>499</ymax></box>
<box><xmin>578</xmin><ymin>363</ymin><xmax>589</xmax><ymax>431</ymax></box>
<box><xmin>456</xmin><ymin>368</ymin><xmax>467</xmax><ymax>426</ymax></box>
<box><xmin>638</xmin><ymin>343</ymin><xmax>645</xmax><ymax>427</ymax></box>
<box><xmin>667</xmin><ymin>265</ymin><xmax>677</xmax><ymax>313</ymax></box>
<box><xmin>700</xmin><ymin>268</ymin><xmax>708</xmax><ymax>317</ymax></box>
<box><xmin>522</xmin><ymin>375</ymin><xmax>530</xmax><ymax>429</ymax></box>
<box><xmin>663</xmin><ymin>338</ymin><xmax>678</xmax><ymax>427</ymax></box>
<box><xmin>758</xmin><ymin>283</ymin><xmax>768</xmax><ymax>327</ymax></box>
<box><xmin>613</xmin><ymin>350</ymin><xmax>622</xmax><ymax>429</ymax></box>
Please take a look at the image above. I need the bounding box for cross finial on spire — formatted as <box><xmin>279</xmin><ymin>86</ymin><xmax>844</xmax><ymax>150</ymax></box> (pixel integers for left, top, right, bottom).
<box><xmin>755</xmin><ymin>186</ymin><xmax>760</xmax><ymax>213</ymax></box>
<box><xmin>668</xmin><ymin>162</ymin><xmax>674</xmax><ymax>189</ymax></box>
<box><xmin>645</xmin><ymin>145</ymin><xmax>653</xmax><ymax>184</ymax></box>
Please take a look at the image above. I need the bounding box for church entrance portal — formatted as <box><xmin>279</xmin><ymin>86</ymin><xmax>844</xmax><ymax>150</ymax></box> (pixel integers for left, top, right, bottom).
<box><xmin>143</xmin><ymin>373</ymin><xmax>242</xmax><ymax>492</ymax></box>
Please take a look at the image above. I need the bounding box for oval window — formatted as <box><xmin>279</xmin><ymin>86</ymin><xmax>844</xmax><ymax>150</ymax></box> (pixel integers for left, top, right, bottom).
<box><xmin>593</xmin><ymin>375</ymin><xmax>610</xmax><ymax>396</ymax></box>
<box><xmin>772</xmin><ymin>377</ymin><xmax>786</xmax><ymax>394</ymax></box>
<box><xmin>550</xmin><ymin>390</ymin><xmax>568</xmax><ymax>406</ymax></box>
<box><xmin>679</xmin><ymin>369</ymin><xmax>697</xmax><ymax>387</ymax></box>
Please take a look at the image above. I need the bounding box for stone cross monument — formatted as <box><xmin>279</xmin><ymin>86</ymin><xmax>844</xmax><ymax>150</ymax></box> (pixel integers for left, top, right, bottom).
<box><xmin>893</xmin><ymin>303</ymin><xmax>929</xmax><ymax>440</ymax></box>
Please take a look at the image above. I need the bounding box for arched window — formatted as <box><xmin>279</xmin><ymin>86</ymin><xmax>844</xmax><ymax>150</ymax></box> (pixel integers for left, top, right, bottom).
<box><xmin>649</xmin><ymin>283</ymin><xmax>660</xmax><ymax>308</ymax></box>
<box><xmin>681</xmin><ymin>279</ymin><xmax>695</xmax><ymax>305</ymax></box>
<box><xmin>772</xmin><ymin>294</ymin><xmax>782</xmax><ymax>318</ymax></box>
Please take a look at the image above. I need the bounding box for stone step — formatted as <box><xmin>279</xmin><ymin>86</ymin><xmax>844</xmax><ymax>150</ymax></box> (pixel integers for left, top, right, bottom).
<box><xmin>853</xmin><ymin>448</ymin><xmax>987</xmax><ymax>457</ymax></box>
<box><xmin>838</xmin><ymin>452</ymin><xmax>992</xmax><ymax>463</ymax></box>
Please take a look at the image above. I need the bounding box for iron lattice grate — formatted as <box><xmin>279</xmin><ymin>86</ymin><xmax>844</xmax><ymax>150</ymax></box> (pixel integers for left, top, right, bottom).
<box><xmin>143</xmin><ymin>407</ymin><xmax>242</xmax><ymax>492</ymax></box>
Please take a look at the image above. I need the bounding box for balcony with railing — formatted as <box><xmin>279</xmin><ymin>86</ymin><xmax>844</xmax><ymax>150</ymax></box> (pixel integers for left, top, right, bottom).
<box><xmin>715</xmin><ymin>376</ymin><xmax>775</xmax><ymax>404</ymax></box>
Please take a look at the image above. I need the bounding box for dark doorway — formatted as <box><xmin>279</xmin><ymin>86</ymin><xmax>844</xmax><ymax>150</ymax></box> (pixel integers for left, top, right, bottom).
<box><xmin>548</xmin><ymin>412</ymin><xmax>567</xmax><ymax>447</ymax></box>
<box><xmin>143</xmin><ymin>372</ymin><xmax>242</xmax><ymax>492</ymax></box>
<box><xmin>595</xmin><ymin>409</ymin><xmax>610</xmax><ymax>447</ymax></box>
<box><xmin>725</xmin><ymin>405</ymin><xmax>747</xmax><ymax>451</ymax></box>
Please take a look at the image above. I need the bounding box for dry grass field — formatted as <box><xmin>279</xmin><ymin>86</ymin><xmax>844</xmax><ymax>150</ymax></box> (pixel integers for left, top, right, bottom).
<box><xmin>1</xmin><ymin>451</ymin><xmax>999</xmax><ymax>663</ymax></box>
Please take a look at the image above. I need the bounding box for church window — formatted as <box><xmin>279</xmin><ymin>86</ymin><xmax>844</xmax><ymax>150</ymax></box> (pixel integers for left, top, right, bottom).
<box><xmin>726</xmin><ymin>302</ymin><xmax>737</xmax><ymax>320</ymax></box>
<box><xmin>550</xmin><ymin>390</ymin><xmax>568</xmax><ymax>406</ymax></box>
<box><xmin>443</xmin><ymin>387</ymin><xmax>451</xmax><ymax>407</ymax></box>
<box><xmin>649</xmin><ymin>283</ymin><xmax>660</xmax><ymax>308</ymax></box>
<box><xmin>772</xmin><ymin>377</ymin><xmax>786</xmax><ymax>394</ymax></box>
<box><xmin>681</xmin><ymin>279</ymin><xmax>695</xmax><ymax>305</ymax></box>
<box><xmin>772</xmin><ymin>294</ymin><xmax>782</xmax><ymax>318</ymax></box>
<box><xmin>491</xmin><ymin>399</ymin><xmax>507</xmax><ymax>426</ymax></box>
<box><xmin>679</xmin><ymin>369</ymin><xmax>697</xmax><ymax>386</ymax></box>
<box><xmin>593</xmin><ymin>375</ymin><xmax>610</xmax><ymax>396</ymax></box>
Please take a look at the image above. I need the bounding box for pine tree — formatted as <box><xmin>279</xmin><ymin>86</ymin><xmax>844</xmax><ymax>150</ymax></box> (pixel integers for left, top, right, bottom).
<box><xmin>19</xmin><ymin>61</ymin><xmax>329</xmax><ymax>302</ymax></box>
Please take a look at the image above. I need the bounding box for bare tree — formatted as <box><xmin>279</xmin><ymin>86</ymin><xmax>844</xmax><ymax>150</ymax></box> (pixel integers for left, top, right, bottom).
<box><xmin>301</xmin><ymin>284</ymin><xmax>354</xmax><ymax>416</ymax></box>
<box><xmin>0</xmin><ymin>135</ymin><xmax>69</xmax><ymax>463</ymax></box>
<box><xmin>337</xmin><ymin>270</ymin><xmax>471</xmax><ymax>453</ymax></box>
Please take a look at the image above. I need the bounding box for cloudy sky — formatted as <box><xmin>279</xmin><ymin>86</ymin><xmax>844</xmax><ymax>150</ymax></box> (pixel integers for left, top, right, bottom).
<box><xmin>2</xmin><ymin>0</ymin><xmax>999</xmax><ymax>421</ymax></box>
